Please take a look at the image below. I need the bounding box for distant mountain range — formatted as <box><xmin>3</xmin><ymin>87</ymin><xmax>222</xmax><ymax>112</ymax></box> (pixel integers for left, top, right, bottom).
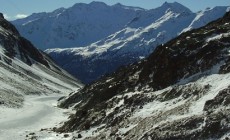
<box><xmin>12</xmin><ymin>2</ymin><xmax>230</xmax><ymax>84</ymax></box>
<box><xmin>12</xmin><ymin>2</ymin><xmax>144</xmax><ymax>50</ymax></box>
<box><xmin>0</xmin><ymin>13</ymin><xmax>82</xmax><ymax>107</ymax></box>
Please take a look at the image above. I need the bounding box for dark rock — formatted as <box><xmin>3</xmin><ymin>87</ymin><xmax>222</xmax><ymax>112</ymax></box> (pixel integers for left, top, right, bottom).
<box><xmin>40</xmin><ymin>128</ymin><xmax>47</xmax><ymax>131</ymax></box>
<box><xmin>219</xmin><ymin>58</ymin><xmax>230</xmax><ymax>74</ymax></box>
<box><xmin>64</xmin><ymin>134</ymin><xmax>69</xmax><ymax>138</ymax></box>
<box><xmin>84</xmin><ymin>121</ymin><xmax>91</xmax><ymax>130</ymax></box>
<box><xmin>53</xmin><ymin>127</ymin><xmax>57</xmax><ymax>131</ymax></box>
<box><xmin>204</xmin><ymin>86</ymin><xmax>230</xmax><ymax>111</ymax></box>
<box><xmin>0</xmin><ymin>13</ymin><xmax>4</xmax><ymax>19</ymax></box>
<box><xmin>77</xmin><ymin>134</ymin><xmax>82</xmax><ymax>138</ymax></box>
<box><xmin>0</xmin><ymin>100</ymin><xmax>4</xmax><ymax>104</ymax></box>
<box><xmin>58</xmin><ymin>96</ymin><xmax>65</xmax><ymax>101</ymax></box>
<box><xmin>30</xmin><ymin>136</ymin><xmax>38</xmax><ymax>140</ymax></box>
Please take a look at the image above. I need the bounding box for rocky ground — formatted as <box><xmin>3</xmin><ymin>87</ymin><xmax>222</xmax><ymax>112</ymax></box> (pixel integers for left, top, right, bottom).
<box><xmin>55</xmin><ymin>12</ymin><xmax>230</xmax><ymax>140</ymax></box>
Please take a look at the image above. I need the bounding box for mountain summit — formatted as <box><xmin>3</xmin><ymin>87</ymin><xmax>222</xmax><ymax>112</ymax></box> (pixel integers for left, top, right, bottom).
<box><xmin>12</xmin><ymin>2</ymin><xmax>144</xmax><ymax>50</ymax></box>
<box><xmin>44</xmin><ymin>3</ymin><xmax>229</xmax><ymax>84</ymax></box>
<box><xmin>12</xmin><ymin>2</ymin><xmax>229</xmax><ymax>84</ymax></box>
<box><xmin>161</xmin><ymin>1</ymin><xmax>192</xmax><ymax>13</ymax></box>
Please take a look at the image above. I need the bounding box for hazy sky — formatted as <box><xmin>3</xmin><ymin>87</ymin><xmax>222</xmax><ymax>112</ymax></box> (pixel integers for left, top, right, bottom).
<box><xmin>0</xmin><ymin>0</ymin><xmax>230</xmax><ymax>20</ymax></box>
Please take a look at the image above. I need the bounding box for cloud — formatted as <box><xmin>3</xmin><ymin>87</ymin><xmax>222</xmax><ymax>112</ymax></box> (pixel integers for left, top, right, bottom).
<box><xmin>15</xmin><ymin>14</ymin><xmax>28</xmax><ymax>19</ymax></box>
<box><xmin>3</xmin><ymin>14</ymin><xmax>11</xmax><ymax>20</ymax></box>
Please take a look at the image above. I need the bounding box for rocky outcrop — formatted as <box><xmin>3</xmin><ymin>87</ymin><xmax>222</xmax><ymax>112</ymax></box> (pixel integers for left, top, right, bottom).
<box><xmin>0</xmin><ymin>13</ymin><xmax>4</xmax><ymax>19</ymax></box>
<box><xmin>57</xmin><ymin>12</ymin><xmax>230</xmax><ymax>139</ymax></box>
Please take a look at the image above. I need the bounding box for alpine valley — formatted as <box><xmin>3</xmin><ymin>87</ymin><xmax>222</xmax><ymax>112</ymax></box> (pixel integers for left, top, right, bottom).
<box><xmin>0</xmin><ymin>13</ymin><xmax>82</xmax><ymax>139</ymax></box>
<box><xmin>12</xmin><ymin>2</ymin><xmax>230</xmax><ymax>84</ymax></box>
<box><xmin>0</xmin><ymin>1</ymin><xmax>230</xmax><ymax>140</ymax></box>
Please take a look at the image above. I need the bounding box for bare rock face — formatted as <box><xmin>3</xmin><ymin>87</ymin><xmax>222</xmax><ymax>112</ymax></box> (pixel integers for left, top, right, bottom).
<box><xmin>0</xmin><ymin>15</ymin><xmax>20</xmax><ymax>36</ymax></box>
<box><xmin>58</xmin><ymin>12</ymin><xmax>230</xmax><ymax>139</ymax></box>
<box><xmin>0</xmin><ymin>13</ymin><xmax>4</xmax><ymax>19</ymax></box>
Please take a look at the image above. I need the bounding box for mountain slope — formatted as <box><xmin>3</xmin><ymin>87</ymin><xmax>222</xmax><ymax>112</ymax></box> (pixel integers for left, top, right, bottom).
<box><xmin>12</xmin><ymin>2</ymin><xmax>144</xmax><ymax>50</ymax></box>
<box><xmin>0</xmin><ymin>14</ymin><xmax>82</xmax><ymax>107</ymax></box>
<box><xmin>46</xmin><ymin>4</ymin><xmax>229</xmax><ymax>84</ymax></box>
<box><xmin>56</xmin><ymin>11</ymin><xmax>230</xmax><ymax>139</ymax></box>
<box><xmin>182</xmin><ymin>6</ymin><xmax>230</xmax><ymax>32</ymax></box>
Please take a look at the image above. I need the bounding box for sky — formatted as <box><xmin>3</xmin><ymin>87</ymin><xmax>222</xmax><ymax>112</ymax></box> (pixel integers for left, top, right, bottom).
<box><xmin>0</xmin><ymin>0</ymin><xmax>229</xmax><ymax>20</ymax></box>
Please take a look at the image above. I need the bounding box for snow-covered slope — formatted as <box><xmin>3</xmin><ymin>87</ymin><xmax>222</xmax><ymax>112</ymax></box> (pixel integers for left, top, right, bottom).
<box><xmin>0</xmin><ymin>95</ymin><xmax>72</xmax><ymax>140</ymax></box>
<box><xmin>46</xmin><ymin>11</ymin><xmax>230</xmax><ymax>139</ymax></box>
<box><xmin>182</xmin><ymin>6</ymin><xmax>230</xmax><ymax>32</ymax></box>
<box><xmin>46</xmin><ymin>3</ymin><xmax>229</xmax><ymax>83</ymax></box>
<box><xmin>12</xmin><ymin>2</ymin><xmax>144</xmax><ymax>50</ymax></box>
<box><xmin>0</xmin><ymin>14</ymin><xmax>82</xmax><ymax>108</ymax></box>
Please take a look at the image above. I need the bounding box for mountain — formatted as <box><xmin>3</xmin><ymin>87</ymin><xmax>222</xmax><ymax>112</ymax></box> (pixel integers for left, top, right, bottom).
<box><xmin>45</xmin><ymin>3</ymin><xmax>229</xmax><ymax>84</ymax></box>
<box><xmin>0</xmin><ymin>13</ymin><xmax>82</xmax><ymax>108</ymax></box>
<box><xmin>182</xmin><ymin>6</ymin><xmax>230</xmax><ymax>32</ymax></box>
<box><xmin>56</xmin><ymin>11</ymin><xmax>230</xmax><ymax>139</ymax></box>
<box><xmin>12</xmin><ymin>1</ymin><xmax>144</xmax><ymax>50</ymax></box>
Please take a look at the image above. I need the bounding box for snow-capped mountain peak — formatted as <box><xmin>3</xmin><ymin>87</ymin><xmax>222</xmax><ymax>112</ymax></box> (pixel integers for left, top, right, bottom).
<box><xmin>112</xmin><ymin>2</ymin><xmax>145</xmax><ymax>11</ymax></box>
<box><xmin>45</xmin><ymin>4</ymin><xmax>229</xmax><ymax>84</ymax></box>
<box><xmin>161</xmin><ymin>1</ymin><xmax>192</xmax><ymax>14</ymax></box>
<box><xmin>12</xmin><ymin>2</ymin><xmax>229</xmax><ymax>84</ymax></box>
<box><xmin>12</xmin><ymin>2</ymin><xmax>144</xmax><ymax>50</ymax></box>
<box><xmin>50</xmin><ymin>7</ymin><xmax>66</xmax><ymax>16</ymax></box>
<box><xmin>182</xmin><ymin>6</ymin><xmax>229</xmax><ymax>33</ymax></box>
<box><xmin>72</xmin><ymin>1</ymin><xmax>107</xmax><ymax>9</ymax></box>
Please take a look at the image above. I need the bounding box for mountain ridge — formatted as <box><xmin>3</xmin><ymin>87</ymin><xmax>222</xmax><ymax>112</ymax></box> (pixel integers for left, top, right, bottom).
<box><xmin>55</xmin><ymin>11</ymin><xmax>230</xmax><ymax>140</ymax></box>
<box><xmin>44</xmin><ymin>3</ymin><xmax>229</xmax><ymax>83</ymax></box>
<box><xmin>12</xmin><ymin>1</ymin><xmax>145</xmax><ymax>50</ymax></box>
<box><xmin>0</xmin><ymin>14</ymin><xmax>82</xmax><ymax>107</ymax></box>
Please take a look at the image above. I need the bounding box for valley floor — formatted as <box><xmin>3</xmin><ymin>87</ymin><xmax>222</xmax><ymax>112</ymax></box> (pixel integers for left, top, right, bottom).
<box><xmin>0</xmin><ymin>94</ymin><xmax>71</xmax><ymax>140</ymax></box>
